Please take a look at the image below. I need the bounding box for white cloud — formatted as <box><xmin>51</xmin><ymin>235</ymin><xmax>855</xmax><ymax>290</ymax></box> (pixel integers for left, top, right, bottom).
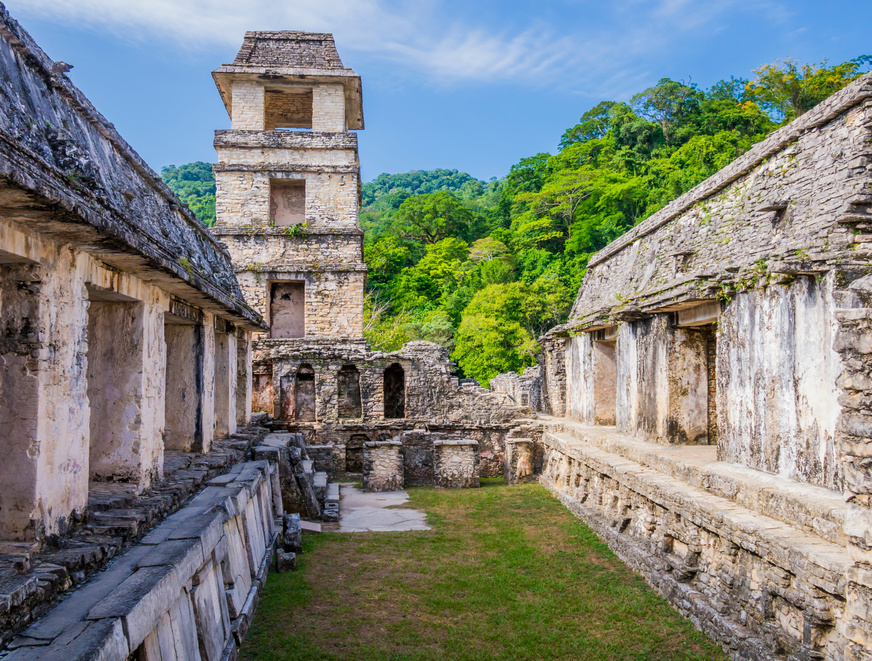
<box><xmin>6</xmin><ymin>0</ymin><xmax>789</xmax><ymax>90</ymax></box>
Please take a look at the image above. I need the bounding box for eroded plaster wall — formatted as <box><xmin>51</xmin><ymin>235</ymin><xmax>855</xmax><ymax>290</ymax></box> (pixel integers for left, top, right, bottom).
<box><xmin>87</xmin><ymin>300</ymin><xmax>146</xmax><ymax>483</ymax></box>
<box><xmin>718</xmin><ymin>276</ymin><xmax>842</xmax><ymax>489</ymax></box>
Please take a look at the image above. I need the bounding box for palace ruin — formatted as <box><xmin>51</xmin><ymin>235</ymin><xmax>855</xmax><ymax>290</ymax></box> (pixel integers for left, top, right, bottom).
<box><xmin>0</xmin><ymin>3</ymin><xmax>870</xmax><ymax>659</ymax></box>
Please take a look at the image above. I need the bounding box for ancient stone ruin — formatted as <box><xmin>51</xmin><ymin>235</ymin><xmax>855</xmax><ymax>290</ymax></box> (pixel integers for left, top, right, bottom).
<box><xmin>519</xmin><ymin>73</ymin><xmax>872</xmax><ymax>660</ymax></box>
<box><xmin>211</xmin><ymin>31</ymin><xmax>535</xmax><ymax>493</ymax></box>
<box><xmin>0</xmin><ymin>2</ymin><xmax>870</xmax><ymax>659</ymax></box>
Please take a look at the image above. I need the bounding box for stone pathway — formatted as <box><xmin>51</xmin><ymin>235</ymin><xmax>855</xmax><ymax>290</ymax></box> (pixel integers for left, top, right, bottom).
<box><xmin>337</xmin><ymin>484</ymin><xmax>430</xmax><ymax>532</ymax></box>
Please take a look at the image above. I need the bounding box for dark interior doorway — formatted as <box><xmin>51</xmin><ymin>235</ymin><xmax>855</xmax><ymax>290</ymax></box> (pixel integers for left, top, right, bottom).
<box><xmin>384</xmin><ymin>363</ymin><xmax>405</xmax><ymax>419</ymax></box>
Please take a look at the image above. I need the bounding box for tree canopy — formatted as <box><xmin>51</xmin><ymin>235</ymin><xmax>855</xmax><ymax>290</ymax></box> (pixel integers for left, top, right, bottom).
<box><xmin>162</xmin><ymin>55</ymin><xmax>870</xmax><ymax>386</ymax></box>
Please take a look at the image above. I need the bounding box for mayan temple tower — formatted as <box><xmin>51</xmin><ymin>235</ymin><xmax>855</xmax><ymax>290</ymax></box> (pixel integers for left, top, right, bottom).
<box><xmin>211</xmin><ymin>31</ymin><xmax>367</xmax><ymax>415</ymax></box>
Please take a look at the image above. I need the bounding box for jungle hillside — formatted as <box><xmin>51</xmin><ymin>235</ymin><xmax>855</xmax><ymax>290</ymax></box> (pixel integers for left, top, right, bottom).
<box><xmin>163</xmin><ymin>57</ymin><xmax>870</xmax><ymax>386</ymax></box>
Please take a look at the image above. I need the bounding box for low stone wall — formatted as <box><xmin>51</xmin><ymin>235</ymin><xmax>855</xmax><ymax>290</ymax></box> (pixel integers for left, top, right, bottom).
<box><xmin>363</xmin><ymin>441</ymin><xmax>403</xmax><ymax>492</ymax></box>
<box><xmin>433</xmin><ymin>440</ymin><xmax>479</xmax><ymax>489</ymax></box>
<box><xmin>6</xmin><ymin>459</ymin><xmax>281</xmax><ymax>660</ymax></box>
<box><xmin>539</xmin><ymin>425</ymin><xmax>872</xmax><ymax>661</ymax></box>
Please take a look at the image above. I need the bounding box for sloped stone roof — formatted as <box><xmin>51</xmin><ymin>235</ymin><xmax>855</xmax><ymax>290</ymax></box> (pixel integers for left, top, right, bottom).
<box><xmin>232</xmin><ymin>31</ymin><xmax>345</xmax><ymax>70</ymax></box>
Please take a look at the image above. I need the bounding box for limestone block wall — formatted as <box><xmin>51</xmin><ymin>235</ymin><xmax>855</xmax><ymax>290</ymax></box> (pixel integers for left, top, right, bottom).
<box><xmin>5</xmin><ymin>460</ymin><xmax>280</xmax><ymax>661</ymax></box>
<box><xmin>539</xmin><ymin>428</ymin><xmax>872</xmax><ymax>661</ymax></box>
<box><xmin>214</xmin><ymin>170</ymin><xmax>360</xmax><ymax>230</ymax></box>
<box><xmin>0</xmin><ymin>220</ymin><xmax>254</xmax><ymax>540</ymax></box>
<box><xmin>312</xmin><ymin>84</ymin><xmax>346</xmax><ymax>132</ymax></box>
<box><xmin>433</xmin><ymin>440</ymin><xmax>479</xmax><ymax>488</ymax></box>
<box><xmin>363</xmin><ymin>441</ymin><xmax>403</xmax><ymax>492</ymax></box>
<box><xmin>231</xmin><ymin>268</ymin><xmax>365</xmax><ymax>339</ymax></box>
<box><xmin>490</xmin><ymin>365</ymin><xmax>541</xmax><ymax>409</ymax></box>
<box><xmin>548</xmin><ymin>73</ymin><xmax>872</xmax><ymax>496</ymax></box>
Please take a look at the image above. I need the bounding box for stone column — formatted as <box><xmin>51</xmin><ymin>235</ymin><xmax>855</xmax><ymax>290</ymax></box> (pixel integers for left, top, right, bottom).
<box><xmin>363</xmin><ymin>440</ymin><xmax>403</xmax><ymax>492</ymax></box>
<box><xmin>433</xmin><ymin>439</ymin><xmax>480</xmax><ymax>488</ymax></box>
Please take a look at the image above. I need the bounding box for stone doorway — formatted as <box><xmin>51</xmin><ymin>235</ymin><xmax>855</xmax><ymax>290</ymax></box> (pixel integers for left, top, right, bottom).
<box><xmin>384</xmin><ymin>363</ymin><xmax>405</xmax><ymax>419</ymax></box>
<box><xmin>346</xmin><ymin>434</ymin><xmax>369</xmax><ymax>473</ymax></box>
<box><xmin>295</xmin><ymin>364</ymin><xmax>316</xmax><ymax>421</ymax></box>
<box><xmin>338</xmin><ymin>365</ymin><xmax>362</xmax><ymax>418</ymax></box>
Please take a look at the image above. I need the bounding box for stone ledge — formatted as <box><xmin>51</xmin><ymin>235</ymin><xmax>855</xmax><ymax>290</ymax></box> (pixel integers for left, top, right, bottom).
<box><xmin>5</xmin><ymin>457</ymin><xmax>281</xmax><ymax>658</ymax></box>
<box><xmin>214</xmin><ymin>129</ymin><xmax>358</xmax><ymax>149</ymax></box>
<box><xmin>0</xmin><ymin>426</ymin><xmax>269</xmax><ymax>649</ymax></box>
<box><xmin>540</xmin><ymin>437</ymin><xmax>865</xmax><ymax>660</ymax></box>
<box><xmin>544</xmin><ymin>419</ymin><xmax>872</xmax><ymax>553</ymax></box>
<box><xmin>433</xmin><ymin>439</ymin><xmax>479</xmax><ymax>447</ymax></box>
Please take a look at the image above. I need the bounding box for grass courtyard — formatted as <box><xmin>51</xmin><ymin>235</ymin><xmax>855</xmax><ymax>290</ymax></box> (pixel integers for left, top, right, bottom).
<box><xmin>241</xmin><ymin>479</ymin><xmax>727</xmax><ymax>661</ymax></box>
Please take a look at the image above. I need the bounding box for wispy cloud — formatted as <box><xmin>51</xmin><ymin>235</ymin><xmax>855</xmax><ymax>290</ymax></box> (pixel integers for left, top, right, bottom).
<box><xmin>7</xmin><ymin>0</ymin><xmax>789</xmax><ymax>91</ymax></box>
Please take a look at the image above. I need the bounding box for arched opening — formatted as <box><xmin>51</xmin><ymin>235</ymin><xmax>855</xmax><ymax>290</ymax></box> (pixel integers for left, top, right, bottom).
<box><xmin>346</xmin><ymin>434</ymin><xmax>368</xmax><ymax>473</ymax></box>
<box><xmin>294</xmin><ymin>364</ymin><xmax>316</xmax><ymax>421</ymax></box>
<box><xmin>384</xmin><ymin>363</ymin><xmax>405</xmax><ymax>419</ymax></box>
<box><xmin>337</xmin><ymin>364</ymin><xmax>362</xmax><ymax>418</ymax></box>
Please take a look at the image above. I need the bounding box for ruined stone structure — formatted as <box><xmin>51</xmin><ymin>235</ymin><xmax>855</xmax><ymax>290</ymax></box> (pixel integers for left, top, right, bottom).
<box><xmin>0</xmin><ymin>6</ymin><xmax>324</xmax><ymax>657</ymax></box>
<box><xmin>523</xmin><ymin>73</ymin><xmax>872</xmax><ymax>660</ymax></box>
<box><xmin>212</xmin><ymin>33</ymin><xmax>533</xmax><ymax>492</ymax></box>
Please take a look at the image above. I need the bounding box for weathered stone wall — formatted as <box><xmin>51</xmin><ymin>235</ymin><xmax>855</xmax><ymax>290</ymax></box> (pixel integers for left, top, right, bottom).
<box><xmin>433</xmin><ymin>440</ymin><xmax>479</xmax><ymax>488</ymax></box>
<box><xmin>0</xmin><ymin>5</ymin><xmax>260</xmax><ymax>330</ymax></box>
<box><xmin>539</xmin><ymin>422</ymin><xmax>872</xmax><ymax>661</ymax></box>
<box><xmin>550</xmin><ymin>73</ymin><xmax>872</xmax><ymax>496</ymax></box>
<box><xmin>0</xmin><ymin>6</ymin><xmax>263</xmax><ymax>541</ymax></box>
<box><xmin>5</xmin><ymin>459</ymin><xmax>280</xmax><ymax>661</ymax></box>
<box><xmin>363</xmin><ymin>441</ymin><xmax>403</xmax><ymax>492</ymax></box>
<box><xmin>490</xmin><ymin>365</ymin><xmax>541</xmax><ymax>409</ymax></box>
<box><xmin>527</xmin><ymin>73</ymin><xmax>872</xmax><ymax>661</ymax></box>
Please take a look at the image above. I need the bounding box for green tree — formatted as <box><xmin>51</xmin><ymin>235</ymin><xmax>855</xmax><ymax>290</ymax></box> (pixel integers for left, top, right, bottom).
<box><xmin>161</xmin><ymin>161</ymin><xmax>217</xmax><ymax>226</ymax></box>
<box><xmin>746</xmin><ymin>56</ymin><xmax>871</xmax><ymax>122</ymax></box>
<box><xmin>390</xmin><ymin>191</ymin><xmax>483</xmax><ymax>244</ymax></box>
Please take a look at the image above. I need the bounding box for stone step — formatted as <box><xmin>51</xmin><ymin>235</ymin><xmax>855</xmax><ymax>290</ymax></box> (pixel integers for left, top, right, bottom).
<box><xmin>326</xmin><ymin>482</ymin><xmax>340</xmax><ymax>505</ymax></box>
<box><xmin>544</xmin><ymin>419</ymin><xmax>870</xmax><ymax>549</ymax></box>
<box><xmin>313</xmin><ymin>472</ymin><xmax>328</xmax><ymax>503</ymax></box>
<box><xmin>300</xmin><ymin>460</ymin><xmax>314</xmax><ymax>475</ymax></box>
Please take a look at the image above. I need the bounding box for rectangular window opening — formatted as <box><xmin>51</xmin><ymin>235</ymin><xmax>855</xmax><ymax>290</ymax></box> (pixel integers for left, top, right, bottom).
<box><xmin>269</xmin><ymin>281</ymin><xmax>305</xmax><ymax>338</ymax></box>
<box><xmin>264</xmin><ymin>87</ymin><xmax>313</xmax><ymax>130</ymax></box>
<box><xmin>270</xmin><ymin>179</ymin><xmax>306</xmax><ymax>227</ymax></box>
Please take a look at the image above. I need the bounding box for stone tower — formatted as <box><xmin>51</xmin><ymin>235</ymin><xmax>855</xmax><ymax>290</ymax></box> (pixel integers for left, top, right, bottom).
<box><xmin>211</xmin><ymin>31</ymin><xmax>365</xmax><ymax>341</ymax></box>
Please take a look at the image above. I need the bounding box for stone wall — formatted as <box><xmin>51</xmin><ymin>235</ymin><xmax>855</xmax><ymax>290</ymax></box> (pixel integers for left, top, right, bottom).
<box><xmin>363</xmin><ymin>441</ymin><xmax>403</xmax><ymax>492</ymax></box>
<box><xmin>433</xmin><ymin>440</ymin><xmax>479</xmax><ymax>488</ymax></box>
<box><xmin>0</xmin><ymin>4</ymin><xmax>262</xmax><ymax>542</ymax></box>
<box><xmin>526</xmin><ymin>72</ymin><xmax>872</xmax><ymax>660</ymax></box>
<box><xmin>5</xmin><ymin>458</ymin><xmax>280</xmax><ymax>660</ymax></box>
<box><xmin>548</xmin><ymin>72</ymin><xmax>872</xmax><ymax>496</ymax></box>
<box><xmin>539</xmin><ymin>422</ymin><xmax>872</xmax><ymax>661</ymax></box>
<box><xmin>490</xmin><ymin>365</ymin><xmax>542</xmax><ymax>410</ymax></box>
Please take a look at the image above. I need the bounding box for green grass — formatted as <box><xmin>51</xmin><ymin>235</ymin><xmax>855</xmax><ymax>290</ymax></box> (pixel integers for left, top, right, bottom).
<box><xmin>242</xmin><ymin>479</ymin><xmax>727</xmax><ymax>661</ymax></box>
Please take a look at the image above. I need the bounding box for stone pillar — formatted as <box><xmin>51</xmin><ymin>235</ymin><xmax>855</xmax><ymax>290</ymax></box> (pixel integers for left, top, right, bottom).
<box><xmin>236</xmin><ymin>329</ymin><xmax>252</xmax><ymax>425</ymax></box>
<box><xmin>231</xmin><ymin>81</ymin><xmax>265</xmax><ymax>130</ymax></box>
<box><xmin>363</xmin><ymin>440</ymin><xmax>403</xmax><ymax>492</ymax></box>
<box><xmin>214</xmin><ymin>322</ymin><xmax>235</xmax><ymax>439</ymax></box>
<box><xmin>164</xmin><ymin>304</ymin><xmax>206</xmax><ymax>452</ymax></box>
<box><xmin>0</xmin><ymin>262</ymin><xmax>43</xmax><ymax>539</ymax></box>
<box><xmin>433</xmin><ymin>440</ymin><xmax>480</xmax><ymax>488</ymax></box>
<box><xmin>312</xmin><ymin>84</ymin><xmax>346</xmax><ymax>132</ymax></box>
<box><xmin>86</xmin><ymin>298</ymin><xmax>149</xmax><ymax>483</ymax></box>
<box><xmin>504</xmin><ymin>438</ymin><xmax>535</xmax><ymax>485</ymax></box>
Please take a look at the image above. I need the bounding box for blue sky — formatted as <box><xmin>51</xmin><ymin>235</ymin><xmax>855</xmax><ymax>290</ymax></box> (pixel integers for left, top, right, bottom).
<box><xmin>6</xmin><ymin>0</ymin><xmax>870</xmax><ymax>182</ymax></box>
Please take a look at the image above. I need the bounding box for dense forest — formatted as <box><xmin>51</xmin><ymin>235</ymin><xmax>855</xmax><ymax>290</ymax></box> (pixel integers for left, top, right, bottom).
<box><xmin>163</xmin><ymin>57</ymin><xmax>870</xmax><ymax>385</ymax></box>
